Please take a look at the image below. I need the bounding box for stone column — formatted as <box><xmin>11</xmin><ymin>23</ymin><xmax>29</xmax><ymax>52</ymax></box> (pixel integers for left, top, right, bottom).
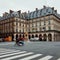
<box><xmin>42</xmin><ymin>34</ymin><xmax>44</xmax><ymax>41</ymax></box>
<box><xmin>14</xmin><ymin>34</ymin><xmax>16</xmax><ymax>41</ymax></box>
<box><xmin>46</xmin><ymin>33</ymin><xmax>48</xmax><ymax>42</ymax></box>
<box><xmin>52</xmin><ymin>33</ymin><xmax>54</xmax><ymax>42</ymax></box>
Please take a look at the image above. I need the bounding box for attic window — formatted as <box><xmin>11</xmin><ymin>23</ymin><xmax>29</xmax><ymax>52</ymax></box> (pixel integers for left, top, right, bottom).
<box><xmin>16</xmin><ymin>14</ymin><xmax>17</xmax><ymax>16</ymax></box>
<box><xmin>40</xmin><ymin>9</ymin><xmax>42</xmax><ymax>12</ymax></box>
<box><xmin>46</xmin><ymin>9</ymin><xmax>48</xmax><ymax>12</ymax></box>
<box><xmin>44</xmin><ymin>13</ymin><xmax>46</xmax><ymax>15</ymax></box>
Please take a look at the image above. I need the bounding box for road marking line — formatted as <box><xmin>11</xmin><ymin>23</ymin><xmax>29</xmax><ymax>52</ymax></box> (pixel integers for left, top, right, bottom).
<box><xmin>57</xmin><ymin>58</ymin><xmax>60</xmax><ymax>60</ymax></box>
<box><xmin>38</xmin><ymin>55</ymin><xmax>53</xmax><ymax>60</ymax></box>
<box><xmin>0</xmin><ymin>50</ymin><xmax>20</xmax><ymax>53</ymax></box>
<box><xmin>0</xmin><ymin>48</ymin><xmax>20</xmax><ymax>53</ymax></box>
<box><xmin>0</xmin><ymin>48</ymin><xmax>19</xmax><ymax>51</ymax></box>
<box><xmin>0</xmin><ymin>51</ymin><xmax>26</xmax><ymax>58</ymax></box>
<box><xmin>0</xmin><ymin>50</ymin><xmax>21</xmax><ymax>55</ymax></box>
<box><xmin>1</xmin><ymin>52</ymin><xmax>33</xmax><ymax>60</ymax></box>
<box><xmin>19</xmin><ymin>54</ymin><xmax>42</xmax><ymax>60</ymax></box>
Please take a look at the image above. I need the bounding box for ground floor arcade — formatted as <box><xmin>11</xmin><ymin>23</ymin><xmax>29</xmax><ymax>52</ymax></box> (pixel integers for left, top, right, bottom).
<box><xmin>0</xmin><ymin>31</ymin><xmax>60</xmax><ymax>42</ymax></box>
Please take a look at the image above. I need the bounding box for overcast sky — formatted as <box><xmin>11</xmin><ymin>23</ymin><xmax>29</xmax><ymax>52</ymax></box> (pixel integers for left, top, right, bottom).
<box><xmin>0</xmin><ymin>0</ymin><xmax>60</xmax><ymax>16</ymax></box>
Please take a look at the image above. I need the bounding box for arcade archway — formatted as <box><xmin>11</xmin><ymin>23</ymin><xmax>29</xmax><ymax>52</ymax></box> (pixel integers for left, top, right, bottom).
<box><xmin>35</xmin><ymin>34</ymin><xmax>38</xmax><ymax>37</ymax></box>
<box><xmin>43</xmin><ymin>34</ymin><xmax>47</xmax><ymax>41</ymax></box>
<box><xmin>48</xmin><ymin>34</ymin><xmax>52</xmax><ymax>41</ymax></box>
<box><xmin>32</xmin><ymin>35</ymin><xmax>34</xmax><ymax>38</ymax></box>
<box><xmin>28</xmin><ymin>35</ymin><xmax>31</xmax><ymax>39</ymax></box>
<box><xmin>39</xmin><ymin>34</ymin><xmax>42</xmax><ymax>41</ymax></box>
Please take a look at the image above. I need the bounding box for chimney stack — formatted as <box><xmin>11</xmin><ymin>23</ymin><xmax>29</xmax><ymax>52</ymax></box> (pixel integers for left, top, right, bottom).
<box><xmin>17</xmin><ymin>10</ymin><xmax>21</xmax><ymax>18</ymax></box>
<box><xmin>3</xmin><ymin>12</ymin><xmax>8</xmax><ymax>17</ymax></box>
<box><xmin>18</xmin><ymin>10</ymin><xmax>21</xmax><ymax>14</ymax></box>
<box><xmin>52</xmin><ymin>7</ymin><xmax>54</xmax><ymax>10</ymax></box>
<box><xmin>43</xmin><ymin>5</ymin><xmax>46</xmax><ymax>9</ymax></box>
<box><xmin>36</xmin><ymin>8</ymin><xmax>38</xmax><ymax>11</ymax></box>
<box><xmin>28</xmin><ymin>10</ymin><xmax>30</xmax><ymax>13</ymax></box>
<box><xmin>9</xmin><ymin>10</ymin><xmax>14</xmax><ymax>14</ymax></box>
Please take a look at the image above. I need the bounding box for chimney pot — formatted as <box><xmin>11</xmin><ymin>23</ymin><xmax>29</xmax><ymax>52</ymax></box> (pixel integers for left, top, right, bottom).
<box><xmin>43</xmin><ymin>5</ymin><xmax>46</xmax><ymax>8</ymax></box>
<box><xmin>36</xmin><ymin>8</ymin><xmax>38</xmax><ymax>11</ymax></box>
<box><xmin>9</xmin><ymin>10</ymin><xmax>14</xmax><ymax>13</ymax></box>
<box><xmin>52</xmin><ymin>7</ymin><xmax>54</xmax><ymax>10</ymax></box>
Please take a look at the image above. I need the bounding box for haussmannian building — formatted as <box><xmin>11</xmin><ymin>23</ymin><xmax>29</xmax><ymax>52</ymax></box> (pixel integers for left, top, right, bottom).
<box><xmin>0</xmin><ymin>6</ymin><xmax>60</xmax><ymax>41</ymax></box>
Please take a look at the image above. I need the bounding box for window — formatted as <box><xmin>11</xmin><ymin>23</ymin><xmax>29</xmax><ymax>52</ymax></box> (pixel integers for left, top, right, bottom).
<box><xmin>40</xmin><ymin>9</ymin><xmax>42</xmax><ymax>12</ymax></box>
<box><xmin>30</xmin><ymin>24</ymin><xmax>32</xmax><ymax>27</ymax></box>
<box><xmin>44</xmin><ymin>13</ymin><xmax>46</xmax><ymax>15</ymax></box>
<box><xmin>40</xmin><ymin>20</ymin><xmax>41</xmax><ymax>26</ymax></box>
<box><xmin>32</xmin><ymin>23</ymin><xmax>33</xmax><ymax>27</ymax></box>
<box><xmin>43</xmin><ymin>17</ymin><xmax>46</xmax><ymax>25</ymax></box>
<box><xmin>40</xmin><ymin>28</ymin><xmax>42</xmax><ymax>31</ymax></box>
<box><xmin>36</xmin><ymin>11</ymin><xmax>38</xmax><ymax>17</ymax></box>
<box><xmin>32</xmin><ymin>13</ymin><xmax>34</xmax><ymax>18</ymax></box>
<box><xmin>48</xmin><ymin>20</ymin><xmax>50</xmax><ymax>25</ymax></box>
<box><xmin>29</xmin><ymin>13</ymin><xmax>31</xmax><ymax>19</ymax></box>
<box><xmin>37</xmin><ymin>27</ymin><xmax>39</xmax><ymax>31</ymax></box>
<box><xmin>48</xmin><ymin>26</ymin><xmax>51</xmax><ymax>30</ymax></box>
<box><xmin>31</xmin><ymin>12</ymin><xmax>33</xmax><ymax>19</ymax></box>
<box><xmin>44</xmin><ymin>21</ymin><xmax>46</xmax><ymax>25</ymax></box>
<box><xmin>46</xmin><ymin>9</ymin><xmax>48</xmax><ymax>12</ymax></box>
<box><xmin>34</xmin><ymin>11</ymin><xmax>36</xmax><ymax>18</ymax></box>
<box><xmin>38</xmin><ymin>11</ymin><xmax>40</xmax><ymax>17</ymax></box>
<box><xmin>43</xmin><ymin>27</ymin><xmax>46</xmax><ymax>31</ymax></box>
<box><xmin>48</xmin><ymin>16</ymin><xmax>51</xmax><ymax>25</ymax></box>
<box><xmin>41</xmin><ymin>21</ymin><xmax>44</xmax><ymax>26</ymax></box>
<box><xmin>37</xmin><ymin>22</ymin><xmax>40</xmax><ymax>27</ymax></box>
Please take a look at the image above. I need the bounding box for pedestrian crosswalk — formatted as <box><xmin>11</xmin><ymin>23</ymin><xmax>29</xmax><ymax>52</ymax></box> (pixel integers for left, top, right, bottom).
<box><xmin>0</xmin><ymin>48</ymin><xmax>60</xmax><ymax>60</ymax></box>
<box><xmin>57</xmin><ymin>58</ymin><xmax>60</xmax><ymax>60</ymax></box>
<box><xmin>38</xmin><ymin>55</ymin><xmax>53</xmax><ymax>60</ymax></box>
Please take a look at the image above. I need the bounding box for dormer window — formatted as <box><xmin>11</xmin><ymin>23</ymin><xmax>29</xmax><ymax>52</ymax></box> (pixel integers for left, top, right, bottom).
<box><xmin>40</xmin><ymin>9</ymin><xmax>42</xmax><ymax>12</ymax></box>
<box><xmin>44</xmin><ymin>13</ymin><xmax>46</xmax><ymax>15</ymax></box>
<box><xmin>46</xmin><ymin>9</ymin><xmax>48</xmax><ymax>12</ymax></box>
<box><xmin>48</xmin><ymin>12</ymin><xmax>50</xmax><ymax>13</ymax></box>
<box><xmin>46</xmin><ymin>9</ymin><xmax>51</xmax><ymax>13</ymax></box>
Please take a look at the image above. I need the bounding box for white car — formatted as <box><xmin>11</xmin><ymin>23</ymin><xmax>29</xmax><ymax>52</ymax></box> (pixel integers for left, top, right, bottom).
<box><xmin>30</xmin><ymin>37</ymin><xmax>39</xmax><ymax>41</ymax></box>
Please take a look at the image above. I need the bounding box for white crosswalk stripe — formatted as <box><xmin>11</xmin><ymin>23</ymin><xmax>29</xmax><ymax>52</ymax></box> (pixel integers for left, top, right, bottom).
<box><xmin>0</xmin><ymin>51</ymin><xmax>26</xmax><ymax>58</ymax></box>
<box><xmin>0</xmin><ymin>48</ymin><xmax>19</xmax><ymax>51</ymax></box>
<box><xmin>57</xmin><ymin>58</ymin><xmax>60</xmax><ymax>60</ymax></box>
<box><xmin>0</xmin><ymin>48</ymin><xmax>20</xmax><ymax>54</ymax></box>
<box><xmin>0</xmin><ymin>48</ymin><xmax>60</xmax><ymax>60</ymax></box>
<box><xmin>1</xmin><ymin>52</ymin><xmax>34</xmax><ymax>60</ymax></box>
<box><xmin>0</xmin><ymin>50</ymin><xmax>21</xmax><ymax>55</ymax></box>
<box><xmin>38</xmin><ymin>55</ymin><xmax>53</xmax><ymax>60</ymax></box>
<box><xmin>19</xmin><ymin>54</ymin><xmax>42</xmax><ymax>60</ymax></box>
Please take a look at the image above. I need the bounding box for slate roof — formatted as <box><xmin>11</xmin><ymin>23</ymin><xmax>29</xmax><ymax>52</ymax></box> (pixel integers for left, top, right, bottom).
<box><xmin>0</xmin><ymin>6</ymin><xmax>60</xmax><ymax>20</ymax></box>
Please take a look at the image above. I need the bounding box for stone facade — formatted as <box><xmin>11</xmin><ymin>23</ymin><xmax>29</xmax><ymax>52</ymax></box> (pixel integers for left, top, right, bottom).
<box><xmin>0</xmin><ymin>6</ymin><xmax>60</xmax><ymax>41</ymax></box>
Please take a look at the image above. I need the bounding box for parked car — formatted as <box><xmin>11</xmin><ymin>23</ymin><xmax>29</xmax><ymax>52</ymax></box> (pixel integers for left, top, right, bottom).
<box><xmin>30</xmin><ymin>37</ymin><xmax>39</xmax><ymax>41</ymax></box>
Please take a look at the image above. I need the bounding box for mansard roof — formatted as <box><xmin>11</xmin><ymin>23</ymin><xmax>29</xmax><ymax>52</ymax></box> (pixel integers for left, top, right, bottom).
<box><xmin>27</xmin><ymin>6</ymin><xmax>60</xmax><ymax>20</ymax></box>
<box><xmin>0</xmin><ymin>6</ymin><xmax>60</xmax><ymax>20</ymax></box>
